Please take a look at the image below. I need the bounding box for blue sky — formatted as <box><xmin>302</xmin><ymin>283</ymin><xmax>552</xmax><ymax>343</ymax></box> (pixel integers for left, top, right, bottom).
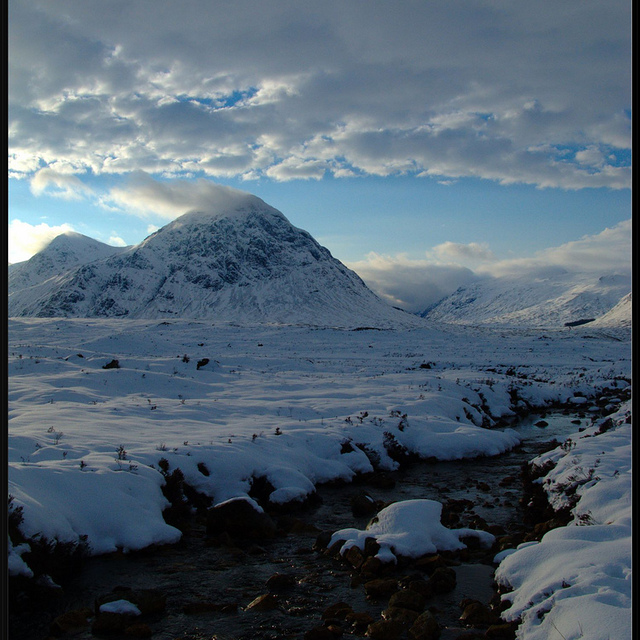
<box><xmin>8</xmin><ymin>0</ymin><xmax>631</xmax><ymax>309</ymax></box>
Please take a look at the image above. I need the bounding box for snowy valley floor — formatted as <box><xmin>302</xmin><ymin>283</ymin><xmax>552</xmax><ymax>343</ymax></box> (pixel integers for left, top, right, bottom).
<box><xmin>7</xmin><ymin>318</ymin><xmax>632</xmax><ymax>639</ymax></box>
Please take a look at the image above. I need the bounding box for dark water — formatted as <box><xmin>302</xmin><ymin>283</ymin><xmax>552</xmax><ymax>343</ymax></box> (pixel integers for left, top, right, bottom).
<box><xmin>8</xmin><ymin>411</ymin><xmax>591</xmax><ymax>640</ymax></box>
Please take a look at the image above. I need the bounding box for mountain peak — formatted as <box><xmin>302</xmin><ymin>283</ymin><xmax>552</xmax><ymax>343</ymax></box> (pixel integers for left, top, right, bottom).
<box><xmin>8</xmin><ymin>191</ymin><xmax>418</xmax><ymax>328</ymax></box>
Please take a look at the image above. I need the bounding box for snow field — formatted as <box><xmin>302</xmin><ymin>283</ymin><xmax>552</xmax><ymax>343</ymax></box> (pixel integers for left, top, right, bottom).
<box><xmin>7</xmin><ymin>317</ymin><xmax>631</xmax><ymax>640</ymax></box>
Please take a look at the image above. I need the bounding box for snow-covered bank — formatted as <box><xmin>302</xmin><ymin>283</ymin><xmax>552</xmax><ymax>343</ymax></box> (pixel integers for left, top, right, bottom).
<box><xmin>8</xmin><ymin>319</ymin><xmax>631</xmax><ymax>586</ymax></box>
<box><xmin>494</xmin><ymin>401</ymin><xmax>632</xmax><ymax>640</ymax></box>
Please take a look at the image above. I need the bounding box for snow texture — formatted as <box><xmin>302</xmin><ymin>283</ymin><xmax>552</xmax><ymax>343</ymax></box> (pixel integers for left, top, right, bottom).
<box><xmin>494</xmin><ymin>403</ymin><xmax>632</xmax><ymax>640</ymax></box>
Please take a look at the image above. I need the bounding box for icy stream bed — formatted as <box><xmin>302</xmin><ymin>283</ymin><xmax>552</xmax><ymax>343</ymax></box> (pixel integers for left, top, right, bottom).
<box><xmin>8</xmin><ymin>411</ymin><xmax>588</xmax><ymax>640</ymax></box>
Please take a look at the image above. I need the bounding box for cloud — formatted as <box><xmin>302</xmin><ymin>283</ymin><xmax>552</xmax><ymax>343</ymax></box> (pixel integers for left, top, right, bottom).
<box><xmin>431</xmin><ymin>241</ymin><xmax>496</xmax><ymax>265</ymax></box>
<box><xmin>8</xmin><ymin>0</ymin><xmax>631</xmax><ymax>189</ymax></box>
<box><xmin>106</xmin><ymin>172</ymin><xmax>257</xmax><ymax>219</ymax></box>
<box><xmin>30</xmin><ymin>168</ymin><xmax>94</xmax><ymax>200</ymax></box>
<box><xmin>8</xmin><ymin>219</ymin><xmax>75</xmax><ymax>264</ymax></box>
<box><xmin>479</xmin><ymin>219</ymin><xmax>632</xmax><ymax>278</ymax></box>
<box><xmin>108</xmin><ymin>235</ymin><xmax>128</xmax><ymax>247</ymax></box>
<box><xmin>347</xmin><ymin>220</ymin><xmax>631</xmax><ymax>312</ymax></box>
<box><xmin>347</xmin><ymin>252</ymin><xmax>479</xmax><ymax>312</ymax></box>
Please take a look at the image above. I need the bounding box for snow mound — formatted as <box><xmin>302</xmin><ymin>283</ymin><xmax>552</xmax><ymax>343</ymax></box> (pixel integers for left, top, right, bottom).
<box><xmin>330</xmin><ymin>499</ymin><xmax>495</xmax><ymax>563</ymax></box>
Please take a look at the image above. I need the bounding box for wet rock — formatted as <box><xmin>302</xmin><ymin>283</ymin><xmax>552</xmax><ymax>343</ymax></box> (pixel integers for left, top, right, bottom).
<box><xmin>364</xmin><ymin>578</ymin><xmax>399</xmax><ymax>598</ymax></box>
<box><xmin>266</xmin><ymin>572</ymin><xmax>296</xmax><ymax>591</ymax></box>
<box><xmin>534</xmin><ymin>420</ymin><xmax>549</xmax><ymax>428</ymax></box>
<box><xmin>402</xmin><ymin>579</ymin><xmax>433</xmax><ymax>599</ymax></box>
<box><xmin>49</xmin><ymin>608</ymin><xmax>92</xmax><ymax>635</ymax></box>
<box><xmin>364</xmin><ymin>536</ymin><xmax>381</xmax><ymax>557</ymax></box>
<box><xmin>351</xmin><ymin>491</ymin><xmax>379</xmax><ymax>517</ymax></box>
<box><xmin>408</xmin><ymin>610</ymin><xmax>441</xmax><ymax>640</ymax></box>
<box><xmin>314</xmin><ymin>530</ymin><xmax>333</xmax><ymax>550</ymax></box>
<box><xmin>382</xmin><ymin>606</ymin><xmax>421</xmax><ymax>628</ymax></box>
<box><xmin>459</xmin><ymin>600</ymin><xmax>499</xmax><ymax>626</ymax></box>
<box><xmin>322</xmin><ymin>601</ymin><xmax>353</xmax><ymax>621</ymax></box>
<box><xmin>427</xmin><ymin>567</ymin><xmax>457</xmax><ymax>594</ymax></box>
<box><xmin>388</xmin><ymin>589</ymin><xmax>426</xmax><ymax>613</ymax></box>
<box><xmin>245</xmin><ymin>593</ymin><xmax>279</xmax><ymax>611</ymax></box>
<box><xmin>414</xmin><ymin>554</ymin><xmax>447</xmax><ymax>575</ymax></box>
<box><xmin>346</xmin><ymin>611</ymin><xmax>376</xmax><ymax>632</ymax></box>
<box><xmin>361</xmin><ymin>555</ymin><xmax>384</xmax><ymax>577</ymax></box>
<box><xmin>344</xmin><ymin>545</ymin><xmax>365</xmax><ymax>569</ymax></box>
<box><xmin>326</xmin><ymin>623</ymin><xmax>345</xmax><ymax>637</ymax></box>
<box><xmin>366</xmin><ymin>618</ymin><xmax>404</xmax><ymax>639</ymax></box>
<box><xmin>206</xmin><ymin>498</ymin><xmax>277</xmax><ymax>540</ymax></box>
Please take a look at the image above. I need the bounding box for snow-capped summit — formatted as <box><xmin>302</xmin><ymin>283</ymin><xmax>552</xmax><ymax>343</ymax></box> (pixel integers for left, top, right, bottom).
<box><xmin>8</xmin><ymin>232</ymin><xmax>130</xmax><ymax>317</ymax></box>
<box><xmin>8</xmin><ymin>193</ymin><xmax>418</xmax><ymax>327</ymax></box>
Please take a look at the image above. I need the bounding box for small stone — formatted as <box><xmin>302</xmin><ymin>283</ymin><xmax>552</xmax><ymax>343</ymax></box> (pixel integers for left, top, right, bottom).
<box><xmin>344</xmin><ymin>545</ymin><xmax>365</xmax><ymax>569</ymax></box>
<box><xmin>364</xmin><ymin>578</ymin><xmax>399</xmax><ymax>598</ymax></box>
<box><xmin>245</xmin><ymin>593</ymin><xmax>279</xmax><ymax>611</ymax></box>
<box><xmin>459</xmin><ymin>601</ymin><xmax>499</xmax><ymax>626</ymax></box>
<box><xmin>346</xmin><ymin>611</ymin><xmax>375</xmax><ymax>631</ymax></box>
<box><xmin>427</xmin><ymin>566</ymin><xmax>456</xmax><ymax>594</ymax></box>
<box><xmin>382</xmin><ymin>606</ymin><xmax>420</xmax><ymax>627</ymax></box>
<box><xmin>414</xmin><ymin>555</ymin><xmax>447</xmax><ymax>575</ymax></box>
<box><xmin>366</xmin><ymin>618</ymin><xmax>404</xmax><ymax>639</ymax></box>
<box><xmin>266</xmin><ymin>572</ymin><xmax>296</xmax><ymax>591</ymax></box>
<box><xmin>322</xmin><ymin>602</ymin><xmax>353</xmax><ymax>620</ymax></box>
<box><xmin>49</xmin><ymin>608</ymin><xmax>92</xmax><ymax>635</ymax></box>
<box><xmin>351</xmin><ymin>492</ymin><xmax>379</xmax><ymax>517</ymax></box>
<box><xmin>388</xmin><ymin>589</ymin><xmax>426</xmax><ymax>613</ymax></box>
<box><xmin>408</xmin><ymin>610</ymin><xmax>441</xmax><ymax>640</ymax></box>
<box><xmin>361</xmin><ymin>555</ymin><xmax>383</xmax><ymax>577</ymax></box>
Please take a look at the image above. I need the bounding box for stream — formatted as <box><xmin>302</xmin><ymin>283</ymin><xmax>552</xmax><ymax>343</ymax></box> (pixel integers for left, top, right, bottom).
<box><xmin>8</xmin><ymin>410</ymin><xmax>592</xmax><ymax>640</ymax></box>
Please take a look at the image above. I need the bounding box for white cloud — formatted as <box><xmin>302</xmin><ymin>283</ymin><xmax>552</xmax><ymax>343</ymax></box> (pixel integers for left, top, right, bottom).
<box><xmin>108</xmin><ymin>235</ymin><xmax>128</xmax><ymax>247</ymax></box>
<box><xmin>431</xmin><ymin>241</ymin><xmax>496</xmax><ymax>266</ymax></box>
<box><xmin>8</xmin><ymin>219</ymin><xmax>75</xmax><ymax>264</ymax></box>
<box><xmin>30</xmin><ymin>169</ymin><xmax>94</xmax><ymax>200</ymax></box>
<box><xmin>106</xmin><ymin>172</ymin><xmax>256</xmax><ymax>219</ymax></box>
<box><xmin>7</xmin><ymin>0</ymin><xmax>631</xmax><ymax>189</ymax></box>
<box><xmin>347</xmin><ymin>252</ymin><xmax>479</xmax><ymax>312</ymax></box>
<box><xmin>479</xmin><ymin>219</ymin><xmax>632</xmax><ymax>278</ymax></box>
<box><xmin>347</xmin><ymin>220</ymin><xmax>631</xmax><ymax>312</ymax></box>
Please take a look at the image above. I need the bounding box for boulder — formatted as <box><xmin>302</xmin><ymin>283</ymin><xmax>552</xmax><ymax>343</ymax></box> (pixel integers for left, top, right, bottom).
<box><xmin>206</xmin><ymin>498</ymin><xmax>277</xmax><ymax>540</ymax></box>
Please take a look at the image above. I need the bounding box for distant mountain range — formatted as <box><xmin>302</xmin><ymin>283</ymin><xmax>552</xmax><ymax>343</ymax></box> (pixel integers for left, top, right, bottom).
<box><xmin>420</xmin><ymin>270</ymin><xmax>631</xmax><ymax>328</ymax></box>
<box><xmin>8</xmin><ymin>188</ymin><xmax>630</xmax><ymax>328</ymax></box>
<box><xmin>8</xmin><ymin>190</ymin><xmax>417</xmax><ymax>327</ymax></box>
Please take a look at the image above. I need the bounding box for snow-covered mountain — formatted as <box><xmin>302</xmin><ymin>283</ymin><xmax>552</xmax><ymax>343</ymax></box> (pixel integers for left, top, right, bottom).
<box><xmin>8</xmin><ymin>191</ymin><xmax>417</xmax><ymax>327</ymax></box>
<box><xmin>8</xmin><ymin>232</ymin><xmax>129</xmax><ymax>290</ymax></box>
<box><xmin>421</xmin><ymin>270</ymin><xmax>631</xmax><ymax>328</ymax></box>
<box><xmin>590</xmin><ymin>292</ymin><xmax>632</xmax><ymax>328</ymax></box>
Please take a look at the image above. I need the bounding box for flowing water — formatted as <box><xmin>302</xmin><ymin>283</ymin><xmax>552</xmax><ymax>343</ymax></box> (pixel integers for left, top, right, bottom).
<box><xmin>8</xmin><ymin>410</ymin><xmax>593</xmax><ymax>640</ymax></box>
